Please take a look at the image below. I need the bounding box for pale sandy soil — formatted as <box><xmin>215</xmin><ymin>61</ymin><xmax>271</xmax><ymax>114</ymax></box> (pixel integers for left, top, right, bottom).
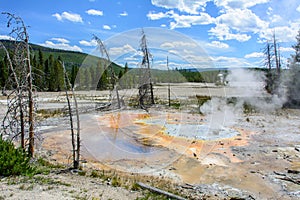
<box><xmin>0</xmin><ymin>171</ymin><xmax>143</xmax><ymax>200</ymax></box>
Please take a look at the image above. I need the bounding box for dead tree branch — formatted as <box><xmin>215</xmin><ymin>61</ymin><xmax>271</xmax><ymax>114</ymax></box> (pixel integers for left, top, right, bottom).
<box><xmin>137</xmin><ymin>182</ymin><xmax>187</xmax><ymax>200</ymax></box>
<box><xmin>1</xmin><ymin>12</ymin><xmax>35</xmax><ymax>155</ymax></box>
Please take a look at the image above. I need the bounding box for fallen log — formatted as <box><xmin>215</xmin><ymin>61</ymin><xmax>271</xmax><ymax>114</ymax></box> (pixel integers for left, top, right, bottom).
<box><xmin>137</xmin><ymin>182</ymin><xmax>187</xmax><ymax>200</ymax></box>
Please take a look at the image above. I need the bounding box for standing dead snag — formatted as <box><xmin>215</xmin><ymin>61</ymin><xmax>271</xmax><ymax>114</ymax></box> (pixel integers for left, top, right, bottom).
<box><xmin>1</xmin><ymin>12</ymin><xmax>35</xmax><ymax>156</ymax></box>
<box><xmin>93</xmin><ymin>35</ymin><xmax>121</xmax><ymax>109</ymax></box>
<box><xmin>263</xmin><ymin>32</ymin><xmax>281</xmax><ymax>95</ymax></box>
<box><xmin>139</xmin><ymin>29</ymin><xmax>154</xmax><ymax>110</ymax></box>
<box><xmin>167</xmin><ymin>56</ymin><xmax>171</xmax><ymax>107</ymax></box>
<box><xmin>62</xmin><ymin>62</ymin><xmax>81</xmax><ymax>169</ymax></box>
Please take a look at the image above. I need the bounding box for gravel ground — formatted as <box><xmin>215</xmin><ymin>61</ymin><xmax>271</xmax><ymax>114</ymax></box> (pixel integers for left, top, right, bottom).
<box><xmin>0</xmin><ymin>171</ymin><xmax>143</xmax><ymax>200</ymax></box>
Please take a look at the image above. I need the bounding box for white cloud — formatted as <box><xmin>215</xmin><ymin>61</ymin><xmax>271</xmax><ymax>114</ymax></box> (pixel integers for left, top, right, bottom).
<box><xmin>79</xmin><ymin>39</ymin><xmax>97</xmax><ymax>47</ymax></box>
<box><xmin>297</xmin><ymin>5</ymin><xmax>300</xmax><ymax>12</ymax></box>
<box><xmin>160</xmin><ymin>24</ymin><xmax>167</xmax><ymax>27</ymax></box>
<box><xmin>267</xmin><ymin>7</ymin><xmax>273</xmax><ymax>15</ymax></box>
<box><xmin>170</xmin><ymin>11</ymin><xmax>215</xmax><ymax>29</ymax></box>
<box><xmin>40</xmin><ymin>39</ymin><xmax>82</xmax><ymax>52</ymax></box>
<box><xmin>279</xmin><ymin>47</ymin><xmax>294</xmax><ymax>52</ymax></box>
<box><xmin>160</xmin><ymin>41</ymin><xmax>197</xmax><ymax>48</ymax></box>
<box><xmin>270</xmin><ymin>14</ymin><xmax>283</xmax><ymax>24</ymax></box>
<box><xmin>103</xmin><ymin>25</ymin><xmax>111</xmax><ymax>30</ymax></box>
<box><xmin>214</xmin><ymin>0</ymin><xmax>270</xmax><ymax>10</ymax></box>
<box><xmin>147</xmin><ymin>10</ymin><xmax>215</xmax><ymax>29</ymax></box>
<box><xmin>244</xmin><ymin>52</ymin><xmax>264</xmax><ymax>59</ymax></box>
<box><xmin>211</xmin><ymin>56</ymin><xmax>252</xmax><ymax>68</ymax></box>
<box><xmin>51</xmin><ymin>37</ymin><xmax>69</xmax><ymax>43</ymax></box>
<box><xmin>207</xmin><ymin>41</ymin><xmax>229</xmax><ymax>49</ymax></box>
<box><xmin>52</xmin><ymin>12</ymin><xmax>83</xmax><ymax>23</ymax></box>
<box><xmin>0</xmin><ymin>35</ymin><xmax>15</xmax><ymax>40</ymax></box>
<box><xmin>86</xmin><ymin>9</ymin><xmax>103</xmax><ymax>16</ymax></box>
<box><xmin>209</xmin><ymin>23</ymin><xmax>251</xmax><ymax>42</ymax></box>
<box><xmin>216</xmin><ymin>9</ymin><xmax>268</xmax><ymax>33</ymax></box>
<box><xmin>259</xmin><ymin>24</ymin><xmax>299</xmax><ymax>43</ymax></box>
<box><xmin>151</xmin><ymin>0</ymin><xmax>209</xmax><ymax>14</ymax></box>
<box><xmin>147</xmin><ymin>11</ymin><xmax>170</xmax><ymax>20</ymax></box>
<box><xmin>119</xmin><ymin>11</ymin><xmax>128</xmax><ymax>16</ymax></box>
<box><xmin>109</xmin><ymin>44</ymin><xmax>137</xmax><ymax>56</ymax></box>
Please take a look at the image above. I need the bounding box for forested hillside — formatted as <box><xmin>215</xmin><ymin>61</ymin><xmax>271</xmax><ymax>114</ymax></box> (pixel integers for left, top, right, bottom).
<box><xmin>0</xmin><ymin>40</ymin><xmax>123</xmax><ymax>91</ymax></box>
<box><xmin>0</xmin><ymin>39</ymin><xmax>230</xmax><ymax>92</ymax></box>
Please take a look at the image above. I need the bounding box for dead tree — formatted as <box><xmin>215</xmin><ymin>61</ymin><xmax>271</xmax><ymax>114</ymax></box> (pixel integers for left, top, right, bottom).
<box><xmin>263</xmin><ymin>33</ymin><xmax>282</xmax><ymax>95</ymax></box>
<box><xmin>93</xmin><ymin>35</ymin><xmax>121</xmax><ymax>109</ymax></box>
<box><xmin>273</xmin><ymin>33</ymin><xmax>280</xmax><ymax>75</ymax></box>
<box><xmin>1</xmin><ymin>12</ymin><xmax>35</xmax><ymax>156</ymax></box>
<box><xmin>167</xmin><ymin>56</ymin><xmax>171</xmax><ymax>107</ymax></box>
<box><xmin>138</xmin><ymin>29</ymin><xmax>154</xmax><ymax>110</ymax></box>
<box><xmin>62</xmin><ymin>62</ymin><xmax>81</xmax><ymax>169</ymax></box>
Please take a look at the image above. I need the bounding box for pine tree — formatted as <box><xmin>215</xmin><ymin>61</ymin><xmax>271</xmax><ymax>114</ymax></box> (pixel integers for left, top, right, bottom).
<box><xmin>285</xmin><ymin>29</ymin><xmax>300</xmax><ymax>107</ymax></box>
<box><xmin>0</xmin><ymin>59</ymin><xmax>8</xmax><ymax>90</ymax></box>
<box><xmin>44</xmin><ymin>58</ymin><xmax>50</xmax><ymax>91</ymax></box>
<box><xmin>292</xmin><ymin>29</ymin><xmax>300</xmax><ymax>63</ymax></box>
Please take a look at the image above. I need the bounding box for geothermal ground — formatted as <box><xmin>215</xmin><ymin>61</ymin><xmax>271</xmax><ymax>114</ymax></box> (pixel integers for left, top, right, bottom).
<box><xmin>1</xmin><ymin>83</ymin><xmax>300</xmax><ymax>199</ymax></box>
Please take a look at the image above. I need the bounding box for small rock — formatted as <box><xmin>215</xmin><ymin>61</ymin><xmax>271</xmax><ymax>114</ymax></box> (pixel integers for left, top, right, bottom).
<box><xmin>272</xmin><ymin>149</ymin><xmax>278</xmax><ymax>153</ymax></box>
<box><xmin>287</xmin><ymin>169</ymin><xmax>300</xmax><ymax>174</ymax></box>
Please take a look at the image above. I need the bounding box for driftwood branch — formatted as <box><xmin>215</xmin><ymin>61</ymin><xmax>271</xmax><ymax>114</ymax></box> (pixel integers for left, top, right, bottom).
<box><xmin>137</xmin><ymin>182</ymin><xmax>187</xmax><ymax>200</ymax></box>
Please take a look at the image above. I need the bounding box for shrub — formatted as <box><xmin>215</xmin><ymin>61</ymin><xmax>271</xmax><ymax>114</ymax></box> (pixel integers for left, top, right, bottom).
<box><xmin>0</xmin><ymin>136</ymin><xmax>34</xmax><ymax>176</ymax></box>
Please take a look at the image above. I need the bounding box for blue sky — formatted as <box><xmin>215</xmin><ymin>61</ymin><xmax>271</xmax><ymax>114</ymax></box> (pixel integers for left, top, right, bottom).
<box><xmin>1</xmin><ymin>0</ymin><xmax>300</xmax><ymax>70</ymax></box>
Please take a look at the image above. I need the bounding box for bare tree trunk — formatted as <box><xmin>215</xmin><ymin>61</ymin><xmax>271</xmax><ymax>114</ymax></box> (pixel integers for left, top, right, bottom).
<box><xmin>63</xmin><ymin>63</ymin><xmax>76</xmax><ymax>168</ymax></box>
<box><xmin>62</xmin><ymin>62</ymin><xmax>80</xmax><ymax>169</ymax></box>
<box><xmin>273</xmin><ymin>33</ymin><xmax>280</xmax><ymax>75</ymax></box>
<box><xmin>74</xmin><ymin>89</ymin><xmax>80</xmax><ymax>169</ymax></box>
<box><xmin>93</xmin><ymin>35</ymin><xmax>121</xmax><ymax>109</ymax></box>
<box><xmin>167</xmin><ymin>56</ymin><xmax>170</xmax><ymax>107</ymax></box>
<box><xmin>139</xmin><ymin>29</ymin><xmax>155</xmax><ymax>109</ymax></box>
<box><xmin>19</xmin><ymin>96</ymin><xmax>25</xmax><ymax>149</ymax></box>
<box><xmin>26</xmin><ymin>38</ymin><xmax>34</xmax><ymax>157</ymax></box>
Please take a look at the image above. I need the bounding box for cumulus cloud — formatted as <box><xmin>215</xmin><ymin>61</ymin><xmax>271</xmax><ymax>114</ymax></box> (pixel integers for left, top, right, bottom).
<box><xmin>147</xmin><ymin>10</ymin><xmax>215</xmax><ymax>29</ymax></box>
<box><xmin>103</xmin><ymin>25</ymin><xmax>111</xmax><ymax>30</ymax></box>
<box><xmin>244</xmin><ymin>52</ymin><xmax>264</xmax><ymax>58</ymax></box>
<box><xmin>119</xmin><ymin>11</ymin><xmax>128</xmax><ymax>16</ymax></box>
<box><xmin>86</xmin><ymin>9</ymin><xmax>103</xmax><ymax>16</ymax></box>
<box><xmin>297</xmin><ymin>5</ymin><xmax>300</xmax><ymax>12</ymax></box>
<box><xmin>51</xmin><ymin>37</ymin><xmax>69</xmax><ymax>44</ymax></box>
<box><xmin>216</xmin><ymin>9</ymin><xmax>268</xmax><ymax>33</ymax></box>
<box><xmin>151</xmin><ymin>0</ymin><xmax>209</xmax><ymax>14</ymax></box>
<box><xmin>160</xmin><ymin>41</ymin><xmax>197</xmax><ymax>48</ymax></box>
<box><xmin>279</xmin><ymin>47</ymin><xmax>294</xmax><ymax>52</ymax></box>
<box><xmin>207</xmin><ymin>41</ymin><xmax>229</xmax><ymax>49</ymax></box>
<box><xmin>214</xmin><ymin>0</ymin><xmax>270</xmax><ymax>10</ymax></box>
<box><xmin>147</xmin><ymin>11</ymin><xmax>170</xmax><ymax>20</ymax></box>
<box><xmin>52</xmin><ymin>12</ymin><xmax>83</xmax><ymax>23</ymax></box>
<box><xmin>79</xmin><ymin>39</ymin><xmax>97</xmax><ymax>47</ymax></box>
<box><xmin>0</xmin><ymin>35</ymin><xmax>15</xmax><ymax>40</ymax></box>
<box><xmin>211</xmin><ymin>56</ymin><xmax>252</xmax><ymax>68</ymax></box>
<box><xmin>40</xmin><ymin>38</ymin><xmax>82</xmax><ymax>52</ymax></box>
<box><xmin>109</xmin><ymin>44</ymin><xmax>137</xmax><ymax>56</ymax></box>
<box><xmin>209</xmin><ymin>23</ymin><xmax>251</xmax><ymax>42</ymax></box>
<box><xmin>259</xmin><ymin>24</ymin><xmax>298</xmax><ymax>43</ymax></box>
